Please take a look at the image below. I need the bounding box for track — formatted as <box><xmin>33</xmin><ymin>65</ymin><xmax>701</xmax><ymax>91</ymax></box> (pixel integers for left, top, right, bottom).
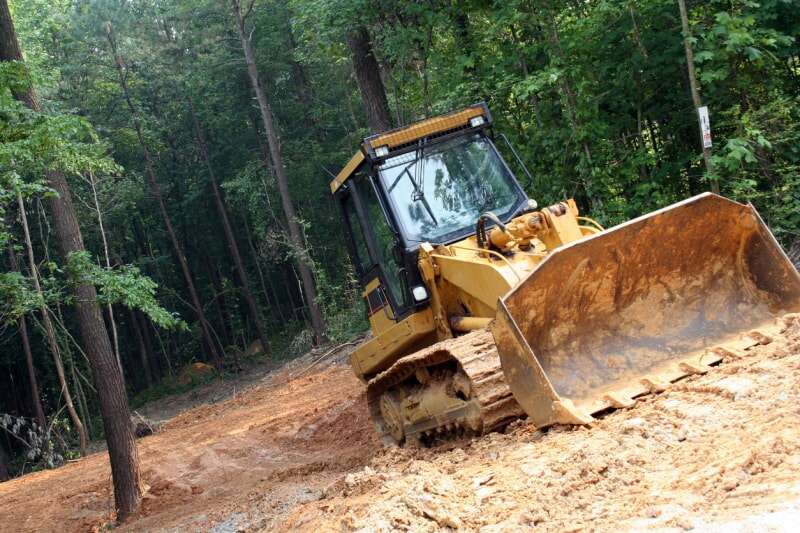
<box><xmin>366</xmin><ymin>329</ymin><xmax>525</xmax><ymax>445</ymax></box>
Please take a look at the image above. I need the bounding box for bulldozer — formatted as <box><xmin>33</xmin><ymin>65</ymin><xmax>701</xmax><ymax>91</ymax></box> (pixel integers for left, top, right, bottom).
<box><xmin>330</xmin><ymin>103</ymin><xmax>800</xmax><ymax>445</ymax></box>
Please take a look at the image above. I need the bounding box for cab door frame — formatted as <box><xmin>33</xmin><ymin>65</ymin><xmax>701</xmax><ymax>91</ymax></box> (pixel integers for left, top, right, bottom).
<box><xmin>336</xmin><ymin>171</ymin><xmax>414</xmax><ymax>324</ymax></box>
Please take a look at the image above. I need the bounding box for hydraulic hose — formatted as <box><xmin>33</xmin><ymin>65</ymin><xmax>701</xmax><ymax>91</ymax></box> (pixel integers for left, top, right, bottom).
<box><xmin>476</xmin><ymin>211</ymin><xmax>507</xmax><ymax>250</ymax></box>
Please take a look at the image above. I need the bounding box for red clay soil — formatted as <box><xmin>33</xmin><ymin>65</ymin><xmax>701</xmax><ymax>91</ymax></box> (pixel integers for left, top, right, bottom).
<box><xmin>0</xmin><ymin>360</ymin><xmax>379</xmax><ymax>532</ymax></box>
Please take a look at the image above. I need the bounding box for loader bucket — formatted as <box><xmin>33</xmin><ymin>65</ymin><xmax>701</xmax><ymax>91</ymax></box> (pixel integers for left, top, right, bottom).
<box><xmin>492</xmin><ymin>193</ymin><xmax>800</xmax><ymax>428</ymax></box>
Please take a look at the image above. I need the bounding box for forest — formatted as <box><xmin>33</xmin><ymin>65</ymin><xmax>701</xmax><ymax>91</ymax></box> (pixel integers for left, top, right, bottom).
<box><xmin>1</xmin><ymin>0</ymin><xmax>798</xmax><ymax>520</ymax></box>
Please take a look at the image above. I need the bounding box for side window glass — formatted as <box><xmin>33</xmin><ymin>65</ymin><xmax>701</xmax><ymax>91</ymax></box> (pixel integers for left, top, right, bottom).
<box><xmin>343</xmin><ymin>192</ymin><xmax>371</xmax><ymax>274</ymax></box>
<box><xmin>360</xmin><ymin>179</ymin><xmax>407</xmax><ymax>308</ymax></box>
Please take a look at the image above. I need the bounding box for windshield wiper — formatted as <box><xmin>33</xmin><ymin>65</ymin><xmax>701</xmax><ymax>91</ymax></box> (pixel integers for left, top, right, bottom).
<box><xmin>387</xmin><ymin>159</ymin><xmax>415</xmax><ymax>192</ymax></box>
<box><xmin>388</xmin><ymin>162</ymin><xmax>438</xmax><ymax>227</ymax></box>
<box><xmin>413</xmin><ymin>187</ymin><xmax>438</xmax><ymax>227</ymax></box>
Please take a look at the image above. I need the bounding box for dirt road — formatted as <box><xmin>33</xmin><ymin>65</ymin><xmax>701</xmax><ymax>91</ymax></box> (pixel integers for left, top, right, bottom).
<box><xmin>0</xmin><ymin>355</ymin><xmax>379</xmax><ymax>532</ymax></box>
<box><xmin>2</xmin><ymin>316</ymin><xmax>800</xmax><ymax>532</ymax></box>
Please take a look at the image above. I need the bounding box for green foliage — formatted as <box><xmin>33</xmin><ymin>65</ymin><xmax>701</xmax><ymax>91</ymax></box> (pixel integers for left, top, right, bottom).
<box><xmin>315</xmin><ymin>264</ymin><xmax>369</xmax><ymax>342</ymax></box>
<box><xmin>0</xmin><ymin>270</ymin><xmax>42</xmax><ymax>324</ymax></box>
<box><xmin>130</xmin><ymin>371</ymin><xmax>216</xmax><ymax>409</ymax></box>
<box><xmin>65</xmin><ymin>251</ymin><xmax>186</xmax><ymax>330</ymax></box>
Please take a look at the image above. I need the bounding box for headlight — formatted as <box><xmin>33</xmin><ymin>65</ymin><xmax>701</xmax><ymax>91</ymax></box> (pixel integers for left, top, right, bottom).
<box><xmin>469</xmin><ymin>115</ymin><xmax>485</xmax><ymax>128</ymax></box>
<box><xmin>412</xmin><ymin>285</ymin><xmax>428</xmax><ymax>302</ymax></box>
<box><xmin>375</xmin><ymin>145</ymin><xmax>389</xmax><ymax>157</ymax></box>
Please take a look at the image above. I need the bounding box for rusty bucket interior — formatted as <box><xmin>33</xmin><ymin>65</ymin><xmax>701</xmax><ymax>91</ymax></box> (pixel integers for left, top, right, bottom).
<box><xmin>492</xmin><ymin>193</ymin><xmax>800</xmax><ymax>428</ymax></box>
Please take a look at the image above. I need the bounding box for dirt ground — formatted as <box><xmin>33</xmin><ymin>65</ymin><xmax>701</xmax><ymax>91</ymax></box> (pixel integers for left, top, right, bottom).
<box><xmin>0</xmin><ymin>348</ymin><xmax>380</xmax><ymax>532</ymax></box>
<box><xmin>2</xmin><ymin>317</ymin><xmax>800</xmax><ymax>532</ymax></box>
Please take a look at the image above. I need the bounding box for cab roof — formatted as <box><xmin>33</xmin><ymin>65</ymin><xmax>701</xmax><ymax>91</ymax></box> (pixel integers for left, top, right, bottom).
<box><xmin>329</xmin><ymin>103</ymin><xmax>490</xmax><ymax>195</ymax></box>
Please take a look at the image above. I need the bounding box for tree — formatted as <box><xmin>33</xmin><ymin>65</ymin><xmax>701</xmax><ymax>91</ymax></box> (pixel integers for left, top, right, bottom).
<box><xmin>231</xmin><ymin>0</ymin><xmax>327</xmax><ymax>344</ymax></box>
<box><xmin>0</xmin><ymin>0</ymin><xmax>142</xmax><ymax>519</ymax></box>
<box><xmin>189</xmin><ymin>99</ymin><xmax>270</xmax><ymax>355</ymax></box>
<box><xmin>16</xmin><ymin>188</ymin><xmax>88</xmax><ymax>456</ymax></box>
<box><xmin>104</xmin><ymin>22</ymin><xmax>223</xmax><ymax>367</ymax></box>
<box><xmin>677</xmin><ymin>0</ymin><xmax>718</xmax><ymax>194</ymax></box>
<box><xmin>347</xmin><ymin>25</ymin><xmax>392</xmax><ymax>133</ymax></box>
<box><xmin>83</xmin><ymin>169</ymin><xmax>124</xmax><ymax>379</ymax></box>
<box><xmin>5</xmin><ymin>244</ymin><xmax>45</xmax><ymax>428</ymax></box>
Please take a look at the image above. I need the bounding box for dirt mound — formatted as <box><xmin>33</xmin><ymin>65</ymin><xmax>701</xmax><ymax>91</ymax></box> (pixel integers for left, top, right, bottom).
<box><xmin>175</xmin><ymin>362</ymin><xmax>217</xmax><ymax>386</ymax></box>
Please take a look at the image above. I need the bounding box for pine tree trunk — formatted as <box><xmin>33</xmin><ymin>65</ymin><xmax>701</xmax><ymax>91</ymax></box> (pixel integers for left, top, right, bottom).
<box><xmin>1</xmin><ymin>1</ymin><xmax>142</xmax><ymax>518</ymax></box>
<box><xmin>104</xmin><ymin>23</ymin><xmax>222</xmax><ymax>367</ymax></box>
<box><xmin>189</xmin><ymin>100</ymin><xmax>270</xmax><ymax>354</ymax></box>
<box><xmin>346</xmin><ymin>25</ymin><xmax>393</xmax><ymax>133</ymax></box>
<box><xmin>231</xmin><ymin>0</ymin><xmax>328</xmax><ymax>344</ymax></box>
<box><xmin>6</xmin><ymin>245</ymin><xmax>46</xmax><ymax>428</ymax></box>
<box><xmin>43</xmin><ymin>175</ymin><xmax>141</xmax><ymax>516</ymax></box>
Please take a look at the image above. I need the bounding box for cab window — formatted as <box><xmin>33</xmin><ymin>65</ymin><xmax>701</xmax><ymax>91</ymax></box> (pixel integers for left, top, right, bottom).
<box><xmin>342</xmin><ymin>192</ymin><xmax>371</xmax><ymax>275</ymax></box>
<box><xmin>359</xmin><ymin>178</ymin><xmax>407</xmax><ymax>309</ymax></box>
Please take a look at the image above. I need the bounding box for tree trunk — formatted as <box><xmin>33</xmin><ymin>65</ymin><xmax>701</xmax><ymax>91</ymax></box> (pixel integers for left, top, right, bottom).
<box><xmin>6</xmin><ymin>245</ymin><xmax>46</xmax><ymax>428</ymax></box>
<box><xmin>1</xmin><ymin>2</ymin><xmax>142</xmax><ymax>519</ymax></box>
<box><xmin>231</xmin><ymin>0</ymin><xmax>328</xmax><ymax>344</ymax></box>
<box><xmin>346</xmin><ymin>26</ymin><xmax>393</xmax><ymax>133</ymax></box>
<box><xmin>677</xmin><ymin>0</ymin><xmax>719</xmax><ymax>194</ymax></box>
<box><xmin>16</xmin><ymin>192</ymin><xmax>88</xmax><ymax>457</ymax></box>
<box><xmin>104</xmin><ymin>23</ymin><xmax>223</xmax><ymax>367</ymax></box>
<box><xmin>128</xmin><ymin>307</ymin><xmax>153</xmax><ymax>388</ymax></box>
<box><xmin>243</xmin><ymin>217</ymin><xmax>285</xmax><ymax>323</ymax></box>
<box><xmin>189</xmin><ymin>100</ymin><xmax>270</xmax><ymax>354</ymax></box>
<box><xmin>204</xmin><ymin>257</ymin><xmax>232</xmax><ymax>349</ymax></box>
<box><xmin>87</xmin><ymin>170</ymin><xmax>125</xmax><ymax>382</ymax></box>
<box><xmin>0</xmin><ymin>438</ymin><xmax>10</xmax><ymax>481</ymax></box>
<box><xmin>131</xmin><ymin>307</ymin><xmax>162</xmax><ymax>379</ymax></box>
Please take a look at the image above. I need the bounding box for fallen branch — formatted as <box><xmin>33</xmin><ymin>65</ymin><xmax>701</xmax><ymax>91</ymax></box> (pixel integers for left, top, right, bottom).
<box><xmin>291</xmin><ymin>337</ymin><xmax>365</xmax><ymax>379</ymax></box>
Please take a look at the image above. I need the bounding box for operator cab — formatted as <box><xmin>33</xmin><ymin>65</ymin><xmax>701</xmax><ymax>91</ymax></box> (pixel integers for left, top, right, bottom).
<box><xmin>332</xmin><ymin>103</ymin><xmax>528</xmax><ymax>324</ymax></box>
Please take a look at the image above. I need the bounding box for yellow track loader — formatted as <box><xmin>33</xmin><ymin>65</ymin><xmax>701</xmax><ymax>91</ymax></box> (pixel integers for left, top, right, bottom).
<box><xmin>331</xmin><ymin>103</ymin><xmax>800</xmax><ymax>445</ymax></box>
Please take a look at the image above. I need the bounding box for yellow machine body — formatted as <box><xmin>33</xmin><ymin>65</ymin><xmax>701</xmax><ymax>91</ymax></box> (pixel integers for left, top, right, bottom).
<box><xmin>349</xmin><ymin>198</ymin><xmax>598</xmax><ymax>382</ymax></box>
<box><xmin>333</xmin><ymin>104</ymin><xmax>800</xmax><ymax>440</ymax></box>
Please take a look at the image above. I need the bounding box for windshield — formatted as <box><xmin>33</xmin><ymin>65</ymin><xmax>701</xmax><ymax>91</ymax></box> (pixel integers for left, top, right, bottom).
<box><xmin>377</xmin><ymin>134</ymin><xmax>523</xmax><ymax>244</ymax></box>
